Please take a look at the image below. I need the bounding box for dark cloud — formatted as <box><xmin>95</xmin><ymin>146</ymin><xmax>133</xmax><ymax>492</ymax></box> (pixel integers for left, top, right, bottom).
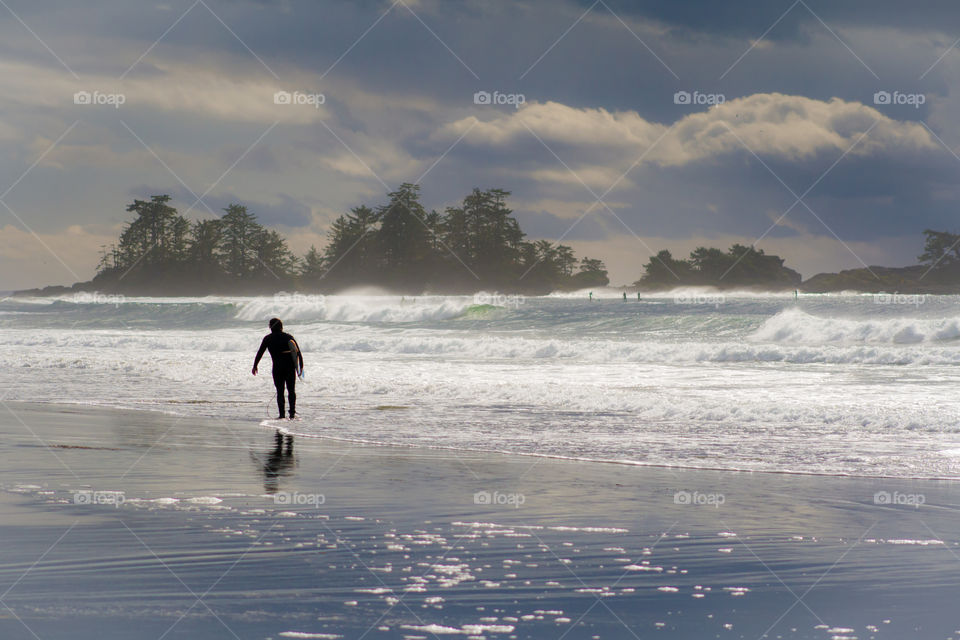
<box><xmin>576</xmin><ymin>0</ymin><xmax>960</xmax><ymax>40</ymax></box>
<box><xmin>3</xmin><ymin>0</ymin><xmax>960</xmax><ymax>289</ymax></box>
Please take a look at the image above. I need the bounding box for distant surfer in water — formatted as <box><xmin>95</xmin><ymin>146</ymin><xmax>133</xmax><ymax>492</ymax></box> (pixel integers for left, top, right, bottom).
<box><xmin>252</xmin><ymin>318</ymin><xmax>304</xmax><ymax>419</ymax></box>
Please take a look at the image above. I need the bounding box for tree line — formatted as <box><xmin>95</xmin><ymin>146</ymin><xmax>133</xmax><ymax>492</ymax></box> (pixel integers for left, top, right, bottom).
<box><xmin>634</xmin><ymin>228</ymin><xmax>960</xmax><ymax>291</ymax></box>
<box><xmin>94</xmin><ymin>185</ymin><xmax>609</xmax><ymax>294</ymax></box>
<box><xmin>636</xmin><ymin>245</ymin><xmax>801</xmax><ymax>289</ymax></box>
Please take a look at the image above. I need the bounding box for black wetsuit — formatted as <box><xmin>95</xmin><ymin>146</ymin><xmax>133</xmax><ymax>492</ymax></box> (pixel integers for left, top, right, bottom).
<box><xmin>254</xmin><ymin>331</ymin><xmax>303</xmax><ymax>418</ymax></box>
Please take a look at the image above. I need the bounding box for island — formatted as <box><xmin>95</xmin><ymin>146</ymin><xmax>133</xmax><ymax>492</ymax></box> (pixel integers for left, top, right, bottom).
<box><xmin>16</xmin><ymin>184</ymin><xmax>609</xmax><ymax>297</ymax></box>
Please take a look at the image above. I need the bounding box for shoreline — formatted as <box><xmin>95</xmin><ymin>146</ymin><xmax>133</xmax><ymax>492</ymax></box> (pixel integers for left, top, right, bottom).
<box><xmin>266</xmin><ymin>417</ymin><xmax>960</xmax><ymax>482</ymax></box>
<box><xmin>20</xmin><ymin>400</ymin><xmax>960</xmax><ymax>482</ymax></box>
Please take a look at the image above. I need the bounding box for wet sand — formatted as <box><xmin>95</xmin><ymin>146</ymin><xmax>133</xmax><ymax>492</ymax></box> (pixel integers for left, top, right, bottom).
<box><xmin>2</xmin><ymin>402</ymin><xmax>960</xmax><ymax>639</ymax></box>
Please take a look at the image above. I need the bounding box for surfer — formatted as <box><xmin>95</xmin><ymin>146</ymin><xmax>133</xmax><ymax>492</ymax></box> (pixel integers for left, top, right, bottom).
<box><xmin>252</xmin><ymin>318</ymin><xmax>304</xmax><ymax>419</ymax></box>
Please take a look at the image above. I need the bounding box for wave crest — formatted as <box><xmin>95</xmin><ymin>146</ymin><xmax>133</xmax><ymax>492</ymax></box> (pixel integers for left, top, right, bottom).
<box><xmin>752</xmin><ymin>308</ymin><xmax>960</xmax><ymax>345</ymax></box>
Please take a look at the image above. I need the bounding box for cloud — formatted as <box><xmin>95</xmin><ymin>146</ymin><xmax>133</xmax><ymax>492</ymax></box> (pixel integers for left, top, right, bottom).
<box><xmin>0</xmin><ymin>58</ymin><xmax>334</xmax><ymax>124</ymax></box>
<box><xmin>512</xmin><ymin>197</ymin><xmax>632</xmax><ymax>220</ymax></box>
<box><xmin>0</xmin><ymin>224</ymin><xmax>112</xmax><ymax>289</ymax></box>
<box><xmin>441</xmin><ymin>94</ymin><xmax>937</xmax><ymax>184</ymax></box>
<box><xmin>569</xmin><ymin>0</ymin><xmax>960</xmax><ymax>41</ymax></box>
<box><xmin>2</xmin><ymin>0</ymin><xmax>960</xmax><ymax>290</ymax></box>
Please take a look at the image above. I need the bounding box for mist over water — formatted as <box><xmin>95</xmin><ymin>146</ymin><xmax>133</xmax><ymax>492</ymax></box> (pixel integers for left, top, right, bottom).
<box><xmin>5</xmin><ymin>290</ymin><xmax>960</xmax><ymax>478</ymax></box>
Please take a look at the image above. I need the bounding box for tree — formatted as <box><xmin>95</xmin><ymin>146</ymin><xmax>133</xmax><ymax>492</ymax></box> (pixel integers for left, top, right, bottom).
<box><xmin>636</xmin><ymin>245</ymin><xmax>798</xmax><ymax>289</ymax></box>
<box><xmin>189</xmin><ymin>219</ymin><xmax>222</xmax><ymax>269</ymax></box>
<box><xmin>571</xmin><ymin>257</ymin><xmax>609</xmax><ymax>288</ymax></box>
<box><xmin>554</xmin><ymin>245</ymin><xmax>577</xmax><ymax>277</ymax></box>
<box><xmin>441</xmin><ymin>188</ymin><xmax>525</xmax><ymax>285</ymax></box>
<box><xmin>376</xmin><ymin>183</ymin><xmax>435</xmax><ymax>287</ymax></box>
<box><xmin>218</xmin><ymin>204</ymin><xmax>260</xmax><ymax>279</ymax></box>
<box><xmin>918</xmin><ymin>229</ymin><xmax>960</xmax><ymax>268</ymax></box>
<box><xmin>113</xmin><ymin>195</ymin><xmax>188</xmax><ymax>274</ymax></box>
<box><xmin>321</xmin><ymin>205</ymin><xmax>381</xmax><ymax>286</ymax></box>
<box><xmin>251</xmin><ymin>228</ymin><xmax>297</xmax><ymax>280</ymax></box>
<box><xmin>689</xmin><ymin>246</ymin><xmax>732</xmax><ymax>282</ymax></box>
<box><xmin>635</xmin><ymin>250</ymin><xmax>691</xmax><ymax>287</ymax></box>
<box><xmin>301</xmin><ymin>245</ymin><xmax>325</xmax><ymax>280</ymax></box>
<box><xmin>91</xmin><ymin>185</ymin><xmax>612</xmax><ymax>295</ymax></box>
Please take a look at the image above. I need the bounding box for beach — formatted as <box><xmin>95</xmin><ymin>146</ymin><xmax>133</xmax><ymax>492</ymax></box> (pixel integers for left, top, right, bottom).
<box><xmin>3</xmin><ymin>402</ymin><xmax>960</xmax><ymax>640</ymax></box>
<box><xmin>7</xmin><ymin>0</ymin><xmax>960</xmax><ymax>636</ymax></box>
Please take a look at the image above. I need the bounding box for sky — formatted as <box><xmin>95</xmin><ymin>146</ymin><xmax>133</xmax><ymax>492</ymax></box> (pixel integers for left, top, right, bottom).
<box><xmin>1</xmin><ymin>0</ymin><xmax>959</xmax><ymax>290</ymax></box>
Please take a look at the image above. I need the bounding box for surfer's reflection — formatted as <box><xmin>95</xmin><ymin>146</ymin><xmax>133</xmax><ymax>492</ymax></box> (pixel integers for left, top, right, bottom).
<box><xmin>259</xmin><ymin>430</ymin><xmax>295</xmax><ymax>493</ymax></box>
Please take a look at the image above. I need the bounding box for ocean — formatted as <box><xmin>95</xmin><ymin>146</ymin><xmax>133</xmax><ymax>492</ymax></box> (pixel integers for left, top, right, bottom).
<box><xmin>3</xmin><ymin>289</ymin><xmax>960</xmax><ymax>479</ymax></box>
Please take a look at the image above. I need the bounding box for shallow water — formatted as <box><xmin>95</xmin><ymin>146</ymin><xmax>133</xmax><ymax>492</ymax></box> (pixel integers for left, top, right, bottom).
<box><xmin>3</xmin><ymin>404</ymin><xmax>960</xmax><ymax>640</ymax></box>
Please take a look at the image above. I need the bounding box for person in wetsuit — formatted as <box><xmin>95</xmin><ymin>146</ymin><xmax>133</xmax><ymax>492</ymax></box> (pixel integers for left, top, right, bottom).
<box><xmin>252</xmin><ymin>318</ymin><xmax>304</xmax><ymax>419</ymax></box>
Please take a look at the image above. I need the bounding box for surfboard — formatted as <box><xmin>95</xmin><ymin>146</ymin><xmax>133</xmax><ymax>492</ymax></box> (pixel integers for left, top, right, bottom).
<box><xmin>288</xmin><ymin>339</ymin><xmax>303</xmax><ymax>379</ymax></box>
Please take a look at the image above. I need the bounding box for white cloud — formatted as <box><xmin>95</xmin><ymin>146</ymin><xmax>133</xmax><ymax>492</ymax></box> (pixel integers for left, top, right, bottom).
<box><xmin>513</xmin><ymin>197</ymin><xmax>631</xmax><ymax>220</ymax></box>
<box><xmin>440</xmin><ymin>93</ymin><xmax>938</xmax><ymax>188</ymax></box>
<box><xmin>0</xmin><ymin>223</ymin><xmax>114</xmax><ymax>289</ymax></box>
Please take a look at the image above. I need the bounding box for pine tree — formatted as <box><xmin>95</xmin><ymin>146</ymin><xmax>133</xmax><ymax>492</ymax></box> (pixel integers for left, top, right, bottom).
<box><xmin>376</xmin><ymin>183</ymin><xmax>434</xmax><ymax>288</ymax></box>
<box><xmin>218</xmin><ymin>204</ymin><xmax>260</xmax><ymax>279</ymax></box>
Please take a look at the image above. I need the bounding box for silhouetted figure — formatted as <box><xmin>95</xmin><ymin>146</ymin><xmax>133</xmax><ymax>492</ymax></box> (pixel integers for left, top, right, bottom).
<box><xmin>252</xmin><ymin>318</ymin><xmax>304</xmax><ymax>419</ymax></box>
<box><xmin>260</xmin><ymin>430</ymin><xmax>295</xmax><ymax>494</ymax></box>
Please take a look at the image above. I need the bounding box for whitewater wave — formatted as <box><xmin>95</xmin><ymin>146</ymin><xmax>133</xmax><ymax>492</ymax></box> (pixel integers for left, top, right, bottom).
<box><xmin>753</xmin><ymin>308</ymin><xmax>960</xmax><ymax>345</ymax></box>
<box><xmin>234</xmin><ymin>295</ymin><xmax>478</xmax><ymax>324</ymax></box>
<box><xmin>8</xmin><ymin>324</ymin><xmax>960</xmax><ymax>366</ymax></box>
<box><xmin>3</xmin><ymin>295</ymin><xmax>485</xmax><ymax>327</ymax></box>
